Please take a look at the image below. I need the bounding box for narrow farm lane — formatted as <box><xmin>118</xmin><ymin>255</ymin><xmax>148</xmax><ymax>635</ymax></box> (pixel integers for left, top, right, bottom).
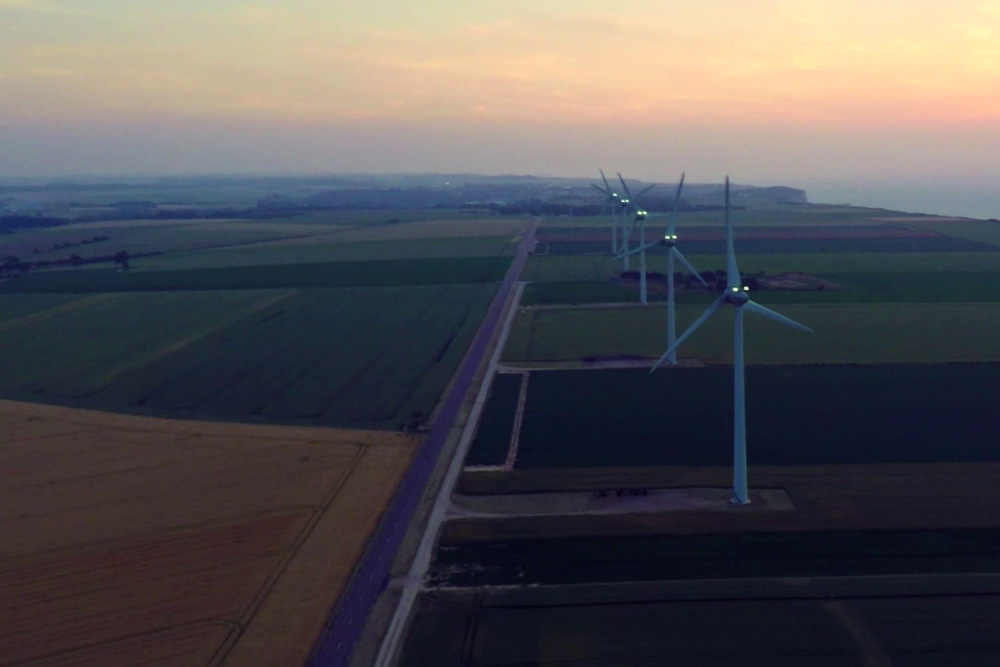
<box><xmin>307</xmin><ymin>217</ymin><xmax>540</xmax><ymax>667</ymax></box>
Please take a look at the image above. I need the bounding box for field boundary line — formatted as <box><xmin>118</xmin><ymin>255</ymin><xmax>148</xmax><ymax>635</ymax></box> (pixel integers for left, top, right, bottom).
<box><xmin>0</xmin><ymin>620</ymin><xmax>242</xmax><ymax>667</ymax></box>
<box><xmin>503</xmin><ymin>371</ymin><xmax>530</xmax><ymax>471</ymax></box>
<box><xmin>428</xmin><ymin>572</ymin><xmax>1000</xmax><ymax>600</ymax></box>
<box><xmin>0</xmin><ymin>294</ymin><xmax>117</xmax><ymax>333</ymax></box>
<box><xmin>823</xmin><ymin>600</ymin><xmax>892</xmax><ymax>667</ymax></box>
<box><xmin>85</xmin><ymin>289</ymin><xmax>298</xmax><ymax>391</ymax></box>
<box><xmin>211</xmin><ymin>444</ymin><xmax>369</xmax><ymax>667</ymax></box>
<box><xmin>370</xmin><ymin>278</ymin><xmax>529</xmax><ymax>667</ymax></box>
<box><xmin>318</xmin><ymin>223</ymin><xmax>533</xmax><ymax>667</ymax></box>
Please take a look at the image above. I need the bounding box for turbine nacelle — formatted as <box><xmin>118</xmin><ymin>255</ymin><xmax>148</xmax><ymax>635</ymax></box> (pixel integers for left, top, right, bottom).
<box><xmin>633</xmin><ymin>209</ymin><xmax>647</xmax><ymax>222</ymax></box>
<box><xmin>661</xmin><ymin>233</ymin><xmax>678</xmax><ymax>248</ymax></box>
<box><xmin>725</xmin><ymin>285</ymin><xmax>751</xmax><ymax>305</ymax></box>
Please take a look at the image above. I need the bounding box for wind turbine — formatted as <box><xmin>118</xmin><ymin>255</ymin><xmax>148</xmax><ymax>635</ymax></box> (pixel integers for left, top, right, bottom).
<box><xmin>616</xmin><ymin>173</ymin><xmax>655</xmax><ymax>276</ymax></box>
<box><xmin>591</xmin><ymin>169</ymin><xmax>621</xmax><ymax>256</ymax></box>
<box><xmin>650</xmin><ymin>177</ymin><xmax>813</xmax><ymax>505</ymax></box>
<box><xmin>615</xmin><ymin>173</ymin><xmax>709</xmax><ymax>353</ymax></box>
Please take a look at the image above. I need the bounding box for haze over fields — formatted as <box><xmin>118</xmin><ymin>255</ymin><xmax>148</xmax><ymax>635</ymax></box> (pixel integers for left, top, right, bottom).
<box><xmin>3</xmin><ymin>1</ymin><xmax>1000</xmax><ymax>216</ymax></box>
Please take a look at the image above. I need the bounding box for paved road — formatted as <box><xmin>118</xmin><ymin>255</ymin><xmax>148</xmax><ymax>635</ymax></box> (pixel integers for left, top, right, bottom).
<box><xmin>307</xmin><ymin>218</ymin><xmax>539</xmax><ymax>667</ymax></box>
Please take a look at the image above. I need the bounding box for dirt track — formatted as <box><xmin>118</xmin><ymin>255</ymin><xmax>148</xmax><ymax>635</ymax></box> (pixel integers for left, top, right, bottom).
<box><xmin>0</xmin><ymin>400</ymin><xmax>416</xmax><ymax>667</ymax></box>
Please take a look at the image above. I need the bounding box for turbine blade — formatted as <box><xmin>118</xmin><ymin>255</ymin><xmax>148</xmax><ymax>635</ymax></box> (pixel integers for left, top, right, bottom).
<box><xmin>725</xmin><ymin>176</ymin><xmax>741</xmax><ymax>288</ymax></box>
<box><xmin>637</xmin><ymin>183</ymin><xmax>656</xmax><ymax>198</ymax></box>
<box><xmin>743</xmin><ymin>300</ymin><xmax>813</xmax><ymax>333</ymax></box>
<box><xmin>617</xmin><ymin>172</ymin><xmax>635</xmax><ymax>202</ymax></box>
<box><xmin>670</xmin><ymin>172</ymin><xmax>685</xmax><ymax>236</ymax></box>
<box><xmin>598</xmin><ymin>203</ymin><xmax>609</xmax><ymax>216</ymax></box>
<box><xmin>609</xmin><ymin>239</ymin><xmax>659</xmax><ymax>260</ymax></box>
<box><xmin>674</xmin><ymin>172</ymin><xmax>686</xmax><ymax>201</ymax></box>
<box><xmin>650</xmin><ymin>295</ymin><xmax>726</xmax><ymax>372</ymax></box>
<box><xmin>600</xmin><ymin>168</ymin><xmax>611</xmax><ymax>191</ymax></box>
<box><xmin>671</xmin><ymin>247</ymin><xmax>707</xmax><ymax>285</ymax></box>
<box><xmin>591</xmin><ymin>183</ymin><xmax>610</xmax><ymax>196</ymax></box>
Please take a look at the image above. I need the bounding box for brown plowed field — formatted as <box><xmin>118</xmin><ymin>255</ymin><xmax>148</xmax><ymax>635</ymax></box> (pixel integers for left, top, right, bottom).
<box><xmin>0</xmin><ymin>400</ymin><xmax>417</xmax><ymax>667</ymax></box>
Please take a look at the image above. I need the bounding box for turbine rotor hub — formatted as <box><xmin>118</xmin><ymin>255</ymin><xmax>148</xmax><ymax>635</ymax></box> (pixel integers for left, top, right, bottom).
<box><xmin>726</xmin><ymin>286</ymin><xmax>750</xmax><ymax>305</ymax></box>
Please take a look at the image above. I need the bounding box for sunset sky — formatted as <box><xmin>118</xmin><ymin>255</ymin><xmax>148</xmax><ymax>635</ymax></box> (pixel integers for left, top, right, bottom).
<box><xmin>3</xmin><ymin>0</ymin><xmax>1000</xmax><ymax>200</ymax></box>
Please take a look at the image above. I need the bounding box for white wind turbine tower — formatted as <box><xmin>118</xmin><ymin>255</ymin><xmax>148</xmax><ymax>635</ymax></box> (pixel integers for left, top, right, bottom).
<box><xmin>650</xmin><ymin>177</ymin><xmax>813</xmax><ymax>505</ymax></box>
<box><xmin>591</xmin><ymin>169</ymin><xmax>621</xmax><ymax>255</ymax></box>
<box><xmin>615</xmin><ymin>173</ymin><xmax>708</xmax><ymax>357</ymax></box>
<box><xmin>615</xmin><ymin>173</ymin><xmax>655</xmax><ymax>287</ymax></box>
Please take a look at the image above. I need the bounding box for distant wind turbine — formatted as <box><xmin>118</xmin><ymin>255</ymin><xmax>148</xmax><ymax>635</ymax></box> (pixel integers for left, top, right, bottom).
<box><xmin>615</xmin><ymin>173</ymin><xmax>708</xmax><ymax>353</ymax></box>
<box><xmin>615</xmin><ymin>173</ymin><xmax>655</xmax><ymax>283</ymax></box>
<box><xmin>591</xmin><ymin>169</ymin><xmax>621</xmax><ymax>255</ymax></box>
<box><xmin>650</xmin><ymin>177</ymin><xmax>813</xmax><ymax>505</ymax></box>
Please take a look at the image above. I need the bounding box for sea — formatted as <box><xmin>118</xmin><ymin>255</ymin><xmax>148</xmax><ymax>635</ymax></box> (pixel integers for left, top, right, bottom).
<box><xmin>799</xmin><ymin>179</ymin><xmax>1000</xmax><ymax>220</ymax></box>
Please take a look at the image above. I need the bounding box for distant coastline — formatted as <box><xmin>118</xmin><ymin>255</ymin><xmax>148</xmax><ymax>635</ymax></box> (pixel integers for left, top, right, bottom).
<box><xmin>803</xmin><ymin>180</ymin><xmax>1000</xmax><ymax>220</ymax></box>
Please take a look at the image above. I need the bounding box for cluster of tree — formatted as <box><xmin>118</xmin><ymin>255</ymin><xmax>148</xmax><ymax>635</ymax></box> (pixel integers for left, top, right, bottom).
<box><xmin>1</xmin><ymin>256</ymin><xmax>30</xmax><ymax>278</ymax></box>
<box><xmin>0</xmin><ymin>250</ymin><xmax>153</xmax><ymax>279</ymax></box>
<box><xmin>45</xmin><ymin>236</ymin><xmax>109</xmax><ymax>252</ymax></box>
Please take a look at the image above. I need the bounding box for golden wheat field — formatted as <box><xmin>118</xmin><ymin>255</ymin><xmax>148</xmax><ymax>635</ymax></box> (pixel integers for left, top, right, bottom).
<box><xmin>0</xmin><ymin>400</ymin><xmax>417</xmax><ymax>667</ymax></box>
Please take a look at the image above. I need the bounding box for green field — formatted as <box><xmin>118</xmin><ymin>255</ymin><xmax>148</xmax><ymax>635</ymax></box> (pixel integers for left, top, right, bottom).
<box><xmin>1</xmin><ymin>219</ymin><xmax>339</xmax><ymax>262</ymax></box>
<box><xmin>503</xmin><ymin>303</ymin><xmax>1000</xmax><ymax>365</ymax></box>
<box><xmin>0</xmin><ymin>257</ymin><xmax>511</xmax><ymax>293</ymax></box>
<box><xmin>521</xmin><ymin>270</ymin><xmax>1000</xmax><ymax>306</ymax></box>
<box><xmin>540</xmin><ymin>204</ymin><xmax>913</xmax><ymax>228</ymax></box>
<box><xmin>546</xmin><ymin>236</ymin><xmax>1000</xmax><ymax>256</ymax></box>
<box><xmin>521</xmin><ymin>281</ymin><xmax>644</xmax><ymax>306</ymax></box>
<box><xmin>0</xmin><ymin>284</ymin><xmax>496</xmax><ymax>429</ymax></box>
<box><xmin>523</xmin><ymin>251</ymin><xmax>1000</xmax><ymax>283</ymax></box>
<box><xmin>0</xmin><ymin>293</ymin><xmax>88</xmax><ymax>323</ymax></box>
<box><xmin>537</xmin><ymin>223</ymin><xmax>906</xmax><ymax>236</ymax></box>
<box><xmin>902</xmin><ymin>219</ymin><xmax>1000</xmax><ymax>246</ymax></box>
<box><xmin>465</xmin><ymin>373</ymin><xmax>522</xmax><ymax>466</ymax></box>
<box><xmin>126</xmin><ymin>236</ymin><xmax>518</xmax><ymax>272</ymax></box>
<box><xmin>0</xmin><ymin>208</ymin><xmax>520</xmax><ymax>429</ymax></box>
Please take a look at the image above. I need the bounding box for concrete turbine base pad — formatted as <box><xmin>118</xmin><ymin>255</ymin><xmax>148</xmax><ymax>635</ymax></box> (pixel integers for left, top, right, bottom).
<box><xmin>448</xmin><ymin>487</ymin><xmax>794</xmax><ymax>519</ymax></box>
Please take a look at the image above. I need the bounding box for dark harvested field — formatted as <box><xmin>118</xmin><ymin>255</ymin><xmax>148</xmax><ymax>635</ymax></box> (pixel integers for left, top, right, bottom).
<box><xmin>0</xmin><ymin>400</ymin><xmax>416</xmax><ymax>667</ymax></box>
<box><xmin>521</xmin><ymin>270</ymin><xmax>1000</xmax><ymax>306</ymax></box>
<box><xmin>514</xmin><ymin>365</ymin><xmax>1000</xmax><ymax>468</ymax></box>
<box><xmin>545</xmin><ymin>236</ymin><xmax>1000</xmax><ymax>256</ymax></box>
<box><xmin>430</xmin><ymin>527</ymin><xmax>1000</xmax><ymax>587</ymax></box>
<box><xmin>0</xmin><ymin>284</ymin><xmax>494</xmax><ymax>429</ymax></box>
<box><xmin>465</xmin><ymin>373</ymin><xmax>522</xmax><ymax>466</ymax></box>
<box><xmin>399</xmin><ymin>584</ymin><xmax>1000</xmax><ymax>666</ymax></box>
<box><xmin>0</xmin><ymin>256</ymin><xmax>511</xmax><ymax>292</ymax></box>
